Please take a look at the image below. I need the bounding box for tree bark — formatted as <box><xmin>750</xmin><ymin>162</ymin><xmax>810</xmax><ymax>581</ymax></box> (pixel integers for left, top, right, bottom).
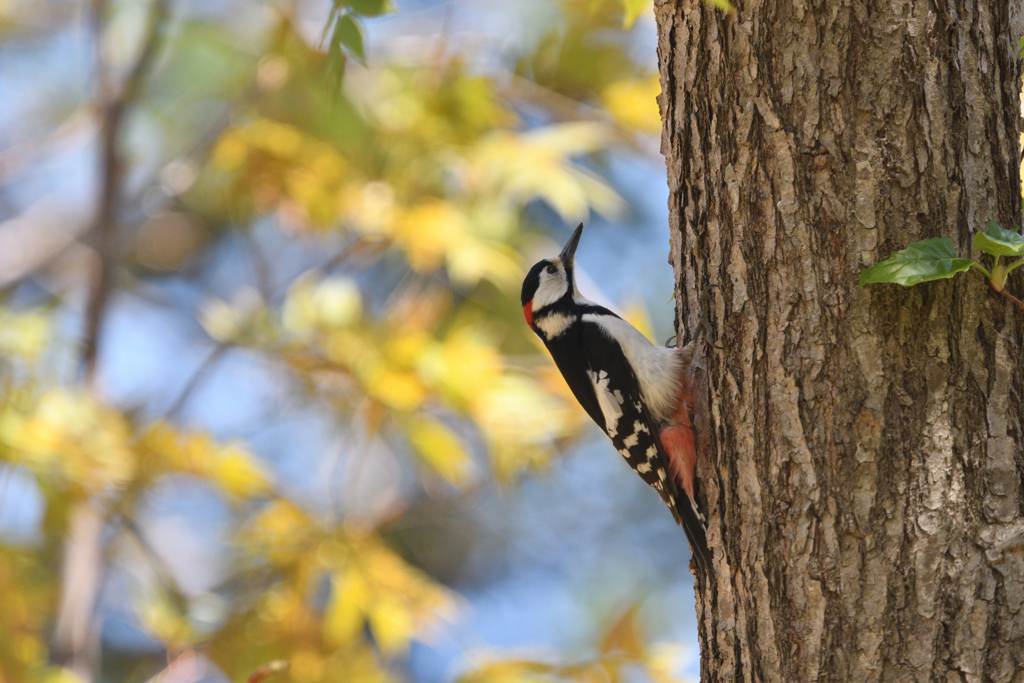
<box><xmin>655</xmin><ymin>1</ymin><xmax>1024</xmax><ymax>681</ymax></box>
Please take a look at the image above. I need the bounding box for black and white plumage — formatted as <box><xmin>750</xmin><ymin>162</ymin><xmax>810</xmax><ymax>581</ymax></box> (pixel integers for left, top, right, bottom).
<box><xmin>521</xmin><ymin>224</ymin><xmax>711</xmax><ymax>576</ymax></box>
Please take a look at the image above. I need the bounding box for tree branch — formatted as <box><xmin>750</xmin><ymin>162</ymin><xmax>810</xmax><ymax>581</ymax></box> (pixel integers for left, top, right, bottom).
<box><xmin>993</xmin><ymin>282</ymin><xmax>1024</xmax><ymax>312</ymax></box>
<box><xmin>54</xmin><ymin>3</ymin><xmax>171</xmax><ymax>680</ymax></box>
<box><xmin>81</xmin><ymin>0</ymin><xmax>170</xmax><ymax>384</ymax></box>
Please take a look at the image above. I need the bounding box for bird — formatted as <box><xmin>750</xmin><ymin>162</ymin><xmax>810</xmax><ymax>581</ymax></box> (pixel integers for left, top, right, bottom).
<box><xmin>521</xmin><ymin>223</ymin><xmax>711</xmax><ymax>576</ymax></box>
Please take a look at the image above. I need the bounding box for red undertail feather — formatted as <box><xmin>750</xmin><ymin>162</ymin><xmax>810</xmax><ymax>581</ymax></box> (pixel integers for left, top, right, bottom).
<box><xmin>660</xmin><ymin>350</ymin><xmax>697</xmax><ymax>499</ymax></box>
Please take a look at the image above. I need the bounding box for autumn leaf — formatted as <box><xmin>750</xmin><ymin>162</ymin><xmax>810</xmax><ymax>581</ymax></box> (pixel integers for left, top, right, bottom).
<box><xmin>407</xmin><ymin>415</ymin><xmax>473</xmax><ymax>486</ymax></box>
<box><xmin>602</xmin><ymin>75</ymin><xmax>662</xmax><ymax>134</ymax></box>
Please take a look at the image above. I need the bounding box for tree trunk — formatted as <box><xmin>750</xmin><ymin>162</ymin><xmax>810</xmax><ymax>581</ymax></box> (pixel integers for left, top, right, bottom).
<box><xmin>655</xmin><ymin>1</ymin><xmax>1024</xmax><ymax>680</ymax></box>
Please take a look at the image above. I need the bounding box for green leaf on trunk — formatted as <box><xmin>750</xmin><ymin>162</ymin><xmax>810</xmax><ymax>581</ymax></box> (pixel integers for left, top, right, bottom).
<box><xmin>973</xmin><ymin>221</ymin><xmax>1024</xmax><ymax>257</ymax></box>
<box><xmin>859</xmin><ymin>237</ymin><xmax>975</xmax><ymax>287</ymax></box>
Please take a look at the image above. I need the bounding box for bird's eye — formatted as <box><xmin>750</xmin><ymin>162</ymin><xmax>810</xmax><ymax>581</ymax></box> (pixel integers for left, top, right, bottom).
<box><xmin>546</xmin><ymin>265</ymin><xmax>557</xmax><ymax>275</ymax></box>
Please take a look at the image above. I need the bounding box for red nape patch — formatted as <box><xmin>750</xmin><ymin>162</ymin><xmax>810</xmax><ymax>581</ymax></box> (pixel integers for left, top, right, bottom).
<box><xmin>523</xmin><ymin>301</ymin><xmax>533</xmax><ymax>327</ymax></box>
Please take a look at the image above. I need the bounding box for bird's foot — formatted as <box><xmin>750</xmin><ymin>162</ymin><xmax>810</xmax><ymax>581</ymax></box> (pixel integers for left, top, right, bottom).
<box><xmin>666</xmin><ymin>285</ymin><xmax>723</xmax><ymax>351</ymax></box>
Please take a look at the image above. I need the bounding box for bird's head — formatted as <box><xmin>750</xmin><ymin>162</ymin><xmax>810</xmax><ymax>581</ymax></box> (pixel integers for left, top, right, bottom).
<box><xmin>521</xmin><ymin>223</ymin><xmax>583</xmax><ymax>328</ymax></box>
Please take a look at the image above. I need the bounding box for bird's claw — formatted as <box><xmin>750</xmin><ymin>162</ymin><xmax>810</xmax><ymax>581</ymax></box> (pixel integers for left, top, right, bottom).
<box><xmin>666</xmin><ymin>285</ymin><xmax>723</xmax><ymax>350</ymax></box>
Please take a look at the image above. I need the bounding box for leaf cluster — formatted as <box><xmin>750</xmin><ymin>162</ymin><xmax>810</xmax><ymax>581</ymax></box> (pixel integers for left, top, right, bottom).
<box><xmin>859</xmin><ymin>222</ymin><xmax>1024</xmax><ymax>312</ymax></box>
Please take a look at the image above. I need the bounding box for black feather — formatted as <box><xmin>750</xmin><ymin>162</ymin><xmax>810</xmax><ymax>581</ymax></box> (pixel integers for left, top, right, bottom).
<box><xmin>542</xmin><ymin>314</ymin><xmax>711</xmax><ymax>576</ymax></box>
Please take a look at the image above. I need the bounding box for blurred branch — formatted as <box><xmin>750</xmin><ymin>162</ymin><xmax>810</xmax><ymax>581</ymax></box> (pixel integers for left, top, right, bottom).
<box><xmin>0</xmin><ymin>105</ymin><xmax>97</xmax><ymax>187</ymax></box>
<box><xmin>54</xmin><ymin>2</ymin><xmax>172</xmax><ymax>680</ymax></box>
<box><xmin>82</xmin><ymin>0</ymin><xmax>171</xmax><ymax>382</ymax></box>
<box><xmin>0</xmin><ymin>195</ymin><xmax>93</xmax><ymax>289</ymax></box>
<box><xmin>242</xmin><ymin>229</ymin><xmax>274</xmax><ymax>297</ymax></box>
<box><xmin>501</xmin><ymin>73</ymin><xmax>661</xmax><ymax>161</ymax></box>
<box><xmin>114</xmin><ymin>511</ymin><xmax>188</xmax><ymax>605</ymax></box>
<box><xmin>164</xmin><ymin>343</ymin><xmax>230</xmax><ymax>418</ymax></box>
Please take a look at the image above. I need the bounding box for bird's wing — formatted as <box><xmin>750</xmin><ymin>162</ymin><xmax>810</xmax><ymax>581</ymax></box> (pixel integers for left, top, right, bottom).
<box><xmin>578</xmin><ymin>319</ymin><xmax>711</xmax><ymax>575</ymax></box>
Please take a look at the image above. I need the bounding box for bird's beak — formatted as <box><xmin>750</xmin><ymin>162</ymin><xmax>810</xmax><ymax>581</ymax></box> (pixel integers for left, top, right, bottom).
<box><xmin>559</xmin><ymin>223</ymin><xmax>583</xmax><ymax>265</ymax></box>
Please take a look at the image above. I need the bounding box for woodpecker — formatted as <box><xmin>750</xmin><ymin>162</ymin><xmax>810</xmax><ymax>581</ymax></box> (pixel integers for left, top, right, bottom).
<box><xmin>521</xmin><ymin>223</ymin><xmax>711</xmax><ymax>576</ymax></box>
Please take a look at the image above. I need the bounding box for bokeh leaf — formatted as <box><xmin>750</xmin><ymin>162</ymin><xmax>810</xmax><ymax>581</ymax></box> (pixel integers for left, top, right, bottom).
<box><xmin>323</xmin><ymin>535</ymin><xmax>459</xmax><ymax>654</ymax></box>
<box><xmin>621</xmin><ymin>0</ymin><xmax>647</xmax><ymax>29</ymax></box>
<box><xmin>0</xmin><ymin>390</ymin><xmax>135</xmax><ymax>493</ymax></box>
<box><xmin>407</xmin><ymin>415</ymin><xmax>473</xmax><ymax>486</ymax></box>
<box><xmin>335</xmin><ymin>14</ymin><xmax>365</xmax><ymax>63</ymax></box>
<box><xmin>349</xmin><ymin>0</ymin><xmax>394</xmax><ymax>17</ymax></box>
<box><xmin>602</xmin><ymin>75</ymin><xmax>661</xmax><ymax>133</ymax></box>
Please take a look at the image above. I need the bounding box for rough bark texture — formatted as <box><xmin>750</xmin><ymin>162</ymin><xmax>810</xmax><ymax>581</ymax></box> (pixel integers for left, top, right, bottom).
<box><xmin>655</xmin><ymin>0</ymin><xmax>1024</xmax><ymax>681</ymax></box>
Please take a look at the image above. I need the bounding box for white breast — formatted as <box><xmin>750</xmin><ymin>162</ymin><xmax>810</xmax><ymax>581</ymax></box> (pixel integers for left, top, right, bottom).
<box><xmin>535</xmin><ymin>312</ymin><xmax>575</xmax><ymax>339</ymax></box>
<box><xmin>583</xmin><ymin>313</ymin><xmax>682</xmax><ymax>423</ymax></box>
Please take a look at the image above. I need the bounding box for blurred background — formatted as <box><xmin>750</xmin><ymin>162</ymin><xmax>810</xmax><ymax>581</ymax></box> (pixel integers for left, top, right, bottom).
<box><xmin>0</xmin><ymin>1</ymin><xmax>698</xmax><ymax>682</ymax></box>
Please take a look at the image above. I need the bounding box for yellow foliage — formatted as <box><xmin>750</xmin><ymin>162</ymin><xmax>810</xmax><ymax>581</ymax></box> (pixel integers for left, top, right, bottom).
<box><xmin>407</xmin><ymin>415</ymin><xmax>473</xmax><ymax>486</ymax></box>
<box><xmin>0</xmin><ymin>308</ymin><xmax>50</xmax><ymax>362</ymax></box>
<box><xmin>364</xmin><ymin>367</ymin><xmax>427</xmax><ymax>412</ymax></box>
<box><xmin>384</xmin><ymin>329</ymin><xmax>431</xmax><ymax>367</ymax></box>
<box><xmin>137</xmin><ymin>588</ymin><xmax>195</xmax><ymax>649</ymax></box>
<box><xmin>459</xmin><ymin>661</ymin><xmax>554</xmax><ymax>683</ymax></box>
<box><xmin>323</xmin><ymin>534</ymin><xmax>458</xmax><ymax>655</ymax></box>
<box><xmin>318</xmin><ymin>645</ymin><xmax>396</xmax><ymax>683</ymax></box>
<box><xmin>213</xmin><ymin>446</ymin><xmax>272</xmax><ymax>500</ymax></box>
<box><xmin>418</xmin><ymin>326</ymin><xmax>503</xmax><ymax>409</ymax></box>
<box><xmin>198</xmin><ymin>288</ymin><xmax>268</xmax><ymax>343</ymax></box>
<box><xmin>138</xmin><ymin>422</ymin><xmax>271</xmax><ymax>501</ymax></box>
<box><xmin>338</xmin><ymin>181</ymin><xmax>398</xmax><ymax>235</ymax></box>
<box><xmin>460</xmin><ymin>603</ymin><xmax>699</xmax><ymax>683</ymax></box>
<box><xmin>646</xmin><ymin>643</ymin><xmax>694</xmax><ymax>683</ymax></box>
<box><xmin>324</xmin><ymin>570</ymin><xmax>368</xmax><ymax>646</ymax></box>
<box><xmin>620</xmin><ymin>301</ymin><xmax>656</xmax><ymax>343</ymax></box>
<box><xmin>470</xmin><ymin>124</ymin><xmax>624</xmax><ymax>224</ymax></box>
<box><xmin>258</xmin><ymin>586</ymin><xmax>317</xmax><ymax>638</ymax></box>
<box><xmin>0</xmin><ymin>9</ymin><xmax>685</xmax><ymax>682</ymax></box>
<box><xmin>621</xmin><ymin>0</ymin><xmax>650</xmax><ymax>29</ymax></box>
<box><xmin>0</xmin><ymin>390</ymin><xmax>135</xmax><ymax>493</ymax></box>
<box><xmin>36</xmin><ymin>668</ymin><xmax>87</xmax><ymax>683</ymax></box>
<box><xmin>213</xmin><ymin>119</ymin><xmax>349</xmax><ymax>229</ymax></box>
<box><xmin>602</xmin><ymin>75</ymin><xmax>662</xmax><ymax>134</ymax></box>
<box><xmin>446</xmin><ymin>238</ymin><xmax>521</xmax><ymax>289</ymax></box>
<box><xmin>367</xmin><ymin>594</ymin><xmax>415</xmax><ymax>655</ymax></box>
<box><xmin>0</xmin><ymin>550</ymin><xmax>53</xmax><ymax>680</ymax></box>
<box><xmin>241</xmin><ymin>500</ymin><xmax>316</xmax><ymax>565</ymax></box>
<box><xmin>394</xmin><ymin>200</ymin><xmax>466</xmax><ymax>272</ymax></box>
<box><xmin>472</xmin><ymin>373</ymin><xmax>578</xmax><ymax>482</ymax></box>
<box><xmin>289</xmin><ymin>649</ymin><xmax>326</xmax><ymax>682</ymax></box>
<box><xmin>472</xmin><ymin>374</ymin><xmax>575</xmax><ymax>447</ymax></box>
<box><xmin>212</xmin><ymin>69</ymin><xmax>622</xmax><ymax>285</ymax></box>
<box><xmin>212</xmin><ymin>132</ymin><xmax>249</xmax><ymax>171</ymax></box>
<box><xmin>284</xmin><ymin>275</ymin><xmax>363</xmax><ymax>337</ymax></box>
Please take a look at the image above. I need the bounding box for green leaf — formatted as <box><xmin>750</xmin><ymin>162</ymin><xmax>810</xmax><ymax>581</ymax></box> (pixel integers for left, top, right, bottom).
<box><xmin>973</xmin><ymin>221</ymin><xmax>1024</xmax><ymax>257</ymax></box>
<box><xmin>859</xmin><ymin>237</ymin><xmax>975</xmax><ymax>287</ymax></box>
<box><xmin>348</xmin><ymin>0</ymin><xmax>393</xmax><ymax>17</ymax></box>
<box><xmin>326</xmin><ymin>26</ymin><xmax>346</xmax><ymax>92</ymax></box>
<box><xmin>335</xmin><ymin>14</ymin><xmax>365</xmax><ymax>63</ymax></box>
